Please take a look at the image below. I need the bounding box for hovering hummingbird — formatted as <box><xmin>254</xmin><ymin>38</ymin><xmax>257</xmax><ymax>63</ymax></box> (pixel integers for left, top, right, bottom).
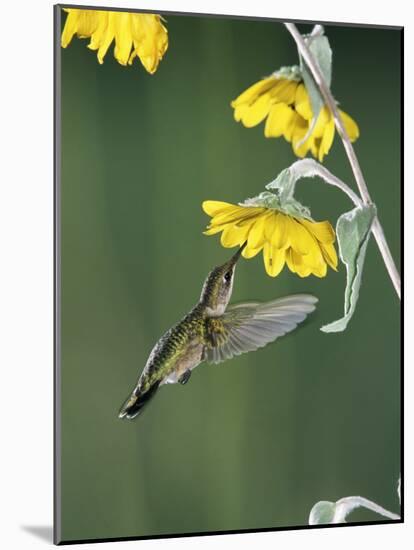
<box><xmin>119</xmin><ymin>243</ymin><xmax>317</xmax><ymax>420</ymax></box>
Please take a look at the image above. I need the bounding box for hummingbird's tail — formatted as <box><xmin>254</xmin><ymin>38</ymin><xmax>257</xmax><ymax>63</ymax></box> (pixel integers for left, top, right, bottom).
<box><xmin>118</xmin><ymin>382</ymin><xmax>160</xmax><ymax>420</ymax></box>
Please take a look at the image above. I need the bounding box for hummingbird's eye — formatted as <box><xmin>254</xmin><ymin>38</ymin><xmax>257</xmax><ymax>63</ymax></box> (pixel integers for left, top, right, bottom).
<box><xmin>224</xmin><ymin>271</ymin><xmax>232</xmax><ymax>283</ymax></box>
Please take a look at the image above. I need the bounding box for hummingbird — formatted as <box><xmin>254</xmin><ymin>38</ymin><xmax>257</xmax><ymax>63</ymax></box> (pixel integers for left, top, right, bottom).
<box><xmin>119</xmin><ymin>243</ymin><xmax>317</xmax><ymax>420</ymax></box>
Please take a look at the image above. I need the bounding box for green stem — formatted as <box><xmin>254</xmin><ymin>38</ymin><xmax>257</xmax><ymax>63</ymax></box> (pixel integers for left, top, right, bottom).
<box><xmin>285</xmin><ymin>22</ymin><xmax>401</xmax><ymax>299</ymax></box>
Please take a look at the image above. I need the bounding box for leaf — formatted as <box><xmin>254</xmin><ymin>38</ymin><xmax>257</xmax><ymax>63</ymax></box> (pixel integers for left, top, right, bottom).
<box><xmin>266</xmin><ymin>167</ymin><xmax>295</xmax><ymax>202</ymax></box>
<box><xmin>298</xmin><ymin>28</ymin><xmax>332</xmax><ymax>144</ymax></box>
<box><xmin>321</xmin><ymin>204</ymin><xmax>376</xmax><ymax>333</ymax></box>
<box><xmin>265</xmin><ymin>159</ymin><xmax>361</xmax><ymax>220</ymax></box>
<box><xmin>267</xmin><ymin>159</ymin><xmax>362</xmax><ymax>207</ymax></box>
<box><xmin>267</xmin><ymin>158</ymin><xmax>333</xmax><ymax>202</ymax></box>
<box><xmin>265</xmin><ymin>166</ymin><xmax>312</xmax><ymax>220</ymax></box>
<box><xmin>309</xmin><ymin>501</ymin><xmax>336</xmax><ymax>525</ymax></box>
<box><xmin>309</xmin><ymin>497</ymin><xmax>400</xmax><ymax>525</ymax></box>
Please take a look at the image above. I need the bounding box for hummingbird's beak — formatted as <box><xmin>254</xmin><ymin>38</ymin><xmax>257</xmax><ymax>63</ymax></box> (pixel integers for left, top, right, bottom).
<box><xmin>227</xmin><ymin>241</ymin><xmax>247</xmax><ymax>267</ymax></box>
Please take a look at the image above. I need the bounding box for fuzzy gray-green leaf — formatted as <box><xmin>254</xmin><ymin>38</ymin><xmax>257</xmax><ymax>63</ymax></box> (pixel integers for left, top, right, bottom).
<box><xmin>299</xmin><ymin>31</ymin><xmax>332</xmax><ymax>130</ymax></box>
<box><xmin>309</xmin><ymin>501</ymin><xmax>336</xmax><ymax>525</ymax></box>
<box><xmin>309</xmin><ymin>496</ymin><xmax>399</xmax><ymax>525</ymax></box>
<box><xmin>265</xmin><ymin>168</ymin><xmax>312</xmax><ymax>219</ymax></box>
<box><xmin>321</xmin><ymin>204</ymin><xmax>376</xmax><ymax>333</ymax></box>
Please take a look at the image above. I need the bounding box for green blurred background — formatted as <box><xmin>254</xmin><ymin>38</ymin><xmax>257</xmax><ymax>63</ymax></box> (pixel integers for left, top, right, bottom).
<box><xmin>58</xmin><ymin>8</ymin><xmax>401</xmax><ymax>542</ymax></box>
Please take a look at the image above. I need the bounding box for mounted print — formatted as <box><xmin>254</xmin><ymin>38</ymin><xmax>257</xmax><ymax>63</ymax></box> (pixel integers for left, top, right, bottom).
<box><xmin>54</xmin><ymin>4</ymin><xmax>403</xmax><ymax>544</ymax></box>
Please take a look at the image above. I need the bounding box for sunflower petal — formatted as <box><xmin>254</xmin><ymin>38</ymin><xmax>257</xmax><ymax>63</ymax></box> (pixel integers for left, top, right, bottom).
<box><xmin>247</xmin><ymin>213</ymin><xmax>269</xmax><ymax>249</ymax></box>
<box><xmin>265</xmin><ymin>103</ymin><xmax>295</xmax><ymax>138</ymax></box>
<box><xmin>321</xmin><ymin>242</ymin><xmax>338</xmax><ymax>270</ymax></box>
<box><xmin>96</xmin><ymin>12</ymin><xmax>116</xmax><ymax>63</ymax></box>
<box><xmin>287</xmin><ymin>218</ymin><xmax>316</xmax><ymax>255</ymax></box>
<box><xmin>295</xmin><ymin>83</ymin><xmax>313</xmax><ymax>120</ymax></box>
<box><xmin>64</xmin><ymin>9</ymin><xmax>100</xmax><ymax>44</ymax></box>
<box><xmin>220</xmin><ymin>223</ymin><xmax>250</xmax><ymax>248</ymax></box>
<box><xmin>87</xmin><ymin>11</ymin><xmax>109</xmax><ymax>50</ymax></box>
<box><xmin>311</xmin><ymin>106</ymin><xmax>331</xmax><ymax>139</ymax></box>
<box><xmin>285</xmin><ymin>248</ymin><xmax>297</xmax><ymax>274</ymax></box>
<box><xmin>299</xmin><ymin>219</ymin><xmax>335</xmax><ymax>244</ymax></box>
<box><xmin>291</xmin><ymin>115</ymin><xmax>311</xmax><ymax>157</ymax></box>
<box><xmin>263</xmin><ymin>243</ymin><xmax>286</xmax><ymax>277</ymax></box>
<box><xmin>61</xmin><ymin>10</ymin><xmax>81</xmax><ymax>47</ymax></box>
<box><xmin>312</xmin><ymin>262</ymin><xmax>328</xmax><ymax>278</ymax></box>
<box><xmin>63</xmin><ymin>9</ymin><xmax>167</xmax><ymax>73</ymax></box>
<box><xmin>303</xmin><ymin>240</ymin><xmax>325</xmax><ymax>269</ymax></box>
<box><xmin>311</xmin><ymin>138</ymin><xmax>320</xmax><ymax>158</ymax></box>
<box><xmin>240</xmin><ymin>93</ymin><xmax>273</xmax><ymax>128</ymax></box>
<box><xmin>208</xmin><ymin>206</ymin><xmax>247</xmax><ymax>226</ymax></box>
<box><xmin>202</xmin><ymin>201</ymin><xmax>234</xmax><ymax>216</ymax></box>
<box><xmin>242</xmin><ymin>244</ymin><xmax>263</xmax><ymax>259</ymax></box>
<box><xmin>271</xmin><ymin>213</ymin><xmax>290</xmax><ymax>249</ymax></box>
<box><xmin>297</xmin><ymin>245</ymin><xmax>327</xmax><ymax>277</ymax></box>
<box><xmin>231</xmin><ymin>77</ymin><xmax>277</xmax><ymax>108</ymax></box>
<box><xmin>285</xmin><ymin>249</ymin><xmax>311</xmax><ymax>277</ymax></box>
<box><xmin>264</xmin><ymin>212</ymin><xmax>279</xmax><ymax>242</ymax></box>
<box><xmin>130</xmin><ymin>14</ymin><xmax>168</xmax><ymax>74</ymax></box>
<box><xmin>319</xmin><ymin>115</ymin><xmax>335</xmax><ymax>162</ymax></box>
<box><xmin>203</xmin><ymin>224</ymin><xmax>228</xmax><ymax>236</ymax></box>
<box><xmin>269</xmin><ymin>79</ymin><xmax>299</xmax><ymax>105</ymax></box>
<box><xmin>339</xmin><ymin>109</ymin><xmax>360</xmax><ymax>142</ymax></box>
<box><xmin>233</xmin><ymin>104</ymin><xmax>249</xmax><ymax>122</ymax></box>
<box><xmin>210</xmin><ymin>206</ymin><xmax>264</xmax><ymax>227</ymax></box>
<box><xmin>283</xmin><ymin>111</ymin><xmax>302</xmax><ymax>143</ymax></box>
<box><xmin>293</xmin><ymin>134</ymin><xmax>313</xmax><ymax>158</ymax></box>
<box><xmin>113</xmin><ymin>12</ymin><xmax>133</xmax><ymax>65</ymax></box>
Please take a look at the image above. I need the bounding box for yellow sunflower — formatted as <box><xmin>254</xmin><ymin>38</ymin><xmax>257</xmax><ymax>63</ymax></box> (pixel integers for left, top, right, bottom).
<box><xmin>61</xmin><ymin>9</ymin><xmax>168</xmax><ymax>74</ymax></box>
<box><xmin>231</xmin><ymin>73</ymin><xmax>359</xmax><ymax>162</ymax></box>
<box><xmin>203</xmin><ymin>200</ymin><xmax>338</xmax><ymax>278</ymax></box>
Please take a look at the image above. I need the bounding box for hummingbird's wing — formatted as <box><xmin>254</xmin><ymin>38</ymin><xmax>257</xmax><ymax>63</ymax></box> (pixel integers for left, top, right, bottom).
<box><xmin>205</xmin><ymin>294</ymin><xmax>317</xmax><ymax>364</ymax></box>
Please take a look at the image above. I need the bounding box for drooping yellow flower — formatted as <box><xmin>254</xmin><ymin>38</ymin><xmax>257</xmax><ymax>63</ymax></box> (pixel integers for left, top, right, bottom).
<box><xmin>203</xmin><ymin>200</ymin><xmax>338</xmax><ymax>278</ymax></box>
<box><xmin>231</xmin><ymin>74</ymin><xmax>359</xmax><ymax>162</ymax></box>
<box><xmin>61</xmin><ymin>9</ymin><xmax>168</xmax><ymax>74</ymax></box>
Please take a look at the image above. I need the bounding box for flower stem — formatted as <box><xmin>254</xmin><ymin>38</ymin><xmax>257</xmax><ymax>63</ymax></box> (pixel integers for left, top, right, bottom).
<box><xmin>284</xmin><ymin>22</ymin><xmax>401</xmax><ymax>299</ymax></box>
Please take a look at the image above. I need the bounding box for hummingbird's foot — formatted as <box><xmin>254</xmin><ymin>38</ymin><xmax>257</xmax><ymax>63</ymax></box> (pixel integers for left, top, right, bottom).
<box><xmin>178</xmin><ymin>370</ymin><xmax>191</xmax><ymax>385</ymax></box>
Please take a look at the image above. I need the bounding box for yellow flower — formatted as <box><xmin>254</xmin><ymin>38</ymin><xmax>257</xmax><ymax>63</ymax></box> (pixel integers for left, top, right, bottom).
<box><xmin>203</xmin><ymin>200</ymin><xmax>338</xmax><ymax>278</ymax></box>
<box><xmin>231</xmin><ymin>75</ymin><xmax>359</xmax><ymax>162</ymax></box>
<box><xmin>61</xmin><ymin>9</ymin><xmax>168</xmax><ymax>74</ymax></box>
